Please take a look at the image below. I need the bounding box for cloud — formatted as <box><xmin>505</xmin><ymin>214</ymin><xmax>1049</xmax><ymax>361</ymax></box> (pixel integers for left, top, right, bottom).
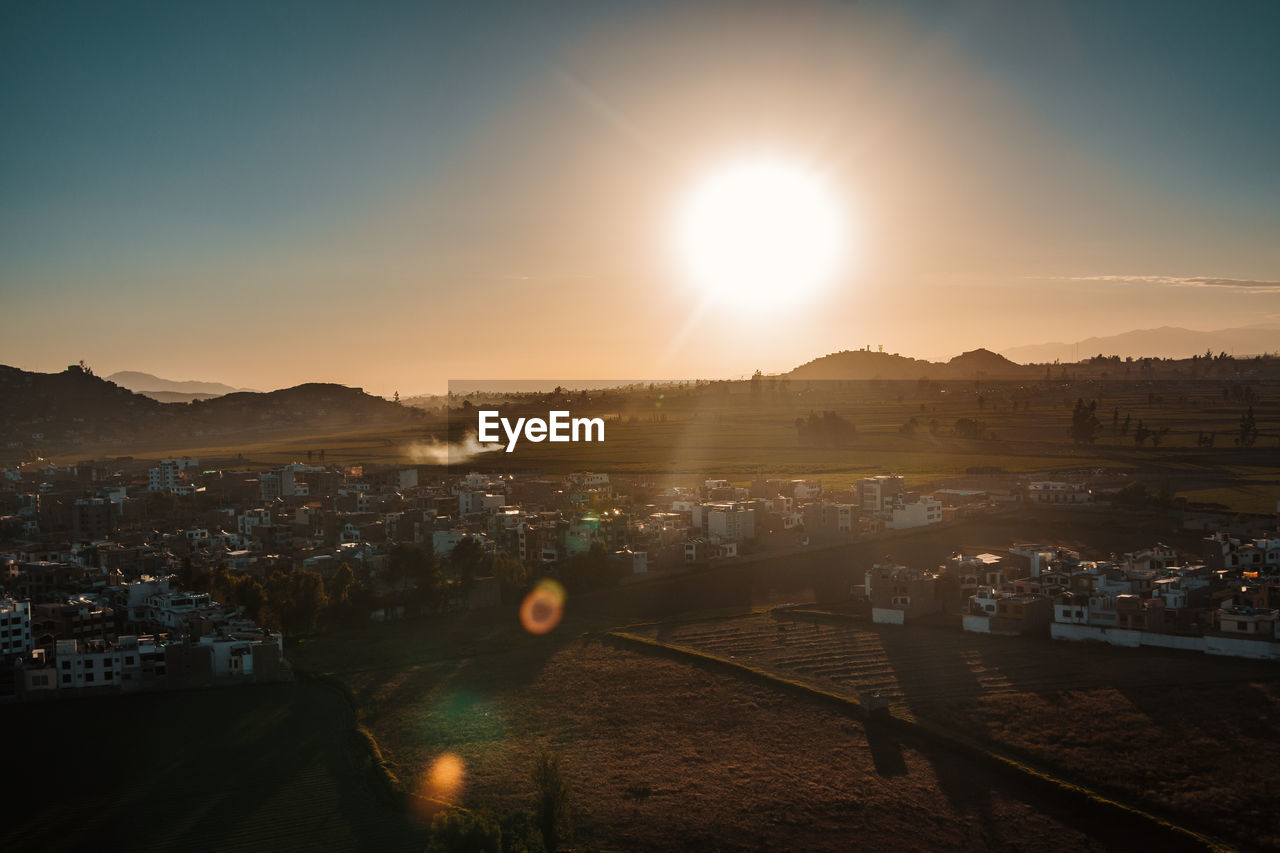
<box><xmin>1061</xmin><ymin>275</ymin><xmax>1280</xmax><ymax>293</ymax></box>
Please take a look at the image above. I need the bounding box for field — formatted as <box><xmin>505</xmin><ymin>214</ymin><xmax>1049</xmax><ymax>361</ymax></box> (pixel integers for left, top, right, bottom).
<box><xmin>290</xmin><ymin>621</ymin><xmax>1170</xmax><ymax>851</ymax></box>
<box><xmin>276</xmin><ymin>513</ymin><xmax>1278</xmax><ymax>850</ymax></box>
<box><xmin>59</xmin><ymin>378</ymin><xmax>1280</xmax><ymax>514</ymax></box>
<box><xmin>628</xmin><ymin>613</ymin><xmax>1280</xmax><ymax>848</ymax></box>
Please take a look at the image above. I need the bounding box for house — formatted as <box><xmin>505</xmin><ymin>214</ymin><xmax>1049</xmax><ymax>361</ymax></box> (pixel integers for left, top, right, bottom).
<box><xmin>866</xmin><ymin>562</ymin><xmax>941</xmax><ymax>624</ymax></box>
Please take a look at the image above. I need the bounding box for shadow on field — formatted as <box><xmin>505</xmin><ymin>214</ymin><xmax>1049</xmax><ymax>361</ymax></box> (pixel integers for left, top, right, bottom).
<box><xmin>1</xmin><ymin>682</ymin><xmax>421</xmax><ymax>853</ymax></box>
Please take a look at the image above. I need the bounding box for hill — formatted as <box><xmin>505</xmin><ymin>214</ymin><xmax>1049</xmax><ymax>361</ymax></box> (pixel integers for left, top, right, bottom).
<box><xmin>1002</xmin><ymin>325</ymin><xmax>1280</xmax><ymax>364</ymax></box>
<box><xmin>105</xmin><ymin>370</ymin><xmax>250</xmax><ymax>396</ymax></box>
<box><xmin>786</xmin><ymin>349</ymin><xmax>936</xmax><ymax>381</ymax></box>
<box><xmin>945</xmin><ymin>347</ymin><xmax>1032</xmax><ymax>378</ymax></box>
<box><xmin>136</xmin><ymin>390</ymin><xmax>226</xmax><ymax>404</ymax></box>
<box><xmin>0</xmin><ymin>365</ymin><xmax>420</xmax><ymax>455</ymax></box>
<box><xmin>786</xmin><ymin>347</ymin><xmax>1035</xmax><ymax>381</ymax></box>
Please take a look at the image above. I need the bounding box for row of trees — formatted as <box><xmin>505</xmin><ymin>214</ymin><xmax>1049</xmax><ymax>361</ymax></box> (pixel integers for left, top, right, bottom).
<box><xmin>191</xmin><ymin>563</ymin><xmax>366</xmax><ymax>636</ymax></box>
<box><xmin>1078</xmin><ymin>398</ymin><xmax>1264</xmax><ymax>447</ymax></box>
<box><xmin>795</xmin><ymin>410</ymin><xmax>856</xmax><ymax>447</ymax></box>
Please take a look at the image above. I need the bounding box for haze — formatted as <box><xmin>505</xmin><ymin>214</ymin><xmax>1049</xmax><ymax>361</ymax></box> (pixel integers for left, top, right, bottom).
<box><xmin>3</xmin><ymin>0</ymin><xmax>1278</xmax><ymax>394</ymax></box>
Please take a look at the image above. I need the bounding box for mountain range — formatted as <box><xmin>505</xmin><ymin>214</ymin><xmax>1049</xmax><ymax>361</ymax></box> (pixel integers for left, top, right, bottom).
<box><xmin>105</xmin><ymin>371</ymin><xmax>254</xmax><ymax>400</ymax></box>
<box><xmin>0</xmin><ymin>364</ymin><xmax>419</xmax><ymax>453</ymax></box>
<box><xmin>1001</xmin><ymin>325</ymin><xmax>1280</xmax><ymax>364</ymax></box>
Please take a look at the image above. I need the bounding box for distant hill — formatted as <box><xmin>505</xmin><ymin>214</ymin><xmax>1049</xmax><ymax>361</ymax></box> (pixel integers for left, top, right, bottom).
<box><xmin>105</xmin><ymin>370</ymin><xmax>251</xmax><ymax>397</ymax></box>
<box><xmin>786</xmin><ymin>347</ymin><xmax>1035</xmax><ymax>381</ymax></box>
<box><xmin>787</xmin><ymin>349</ymin><xmax>936</xmax><ymax>381</ymax></box>
<box><xmin>0</xmin><ymin>365</ymin><xmax>420</xmax><ymax>453</ymax></box>
<box><xmin>137</xmin><ymin>391</ymin><xmax>226</xmax><ymax>404</ymax></box>
<box><xmin>1002</xmin><ymin>325</ymin><xmax>1280</xmax><ymax>364</ymax></box>
<box><xmin>945</xmin><ymin>348</ymin><xmax>1030</xmax><ymax>378</ymax></box>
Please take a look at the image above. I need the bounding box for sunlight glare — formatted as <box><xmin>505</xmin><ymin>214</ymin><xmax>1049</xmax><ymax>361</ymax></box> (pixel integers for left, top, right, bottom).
<box><xmin>676</xmin><ymin>157</ymin><xmax>846</xmax><ymax>307</ymax></box>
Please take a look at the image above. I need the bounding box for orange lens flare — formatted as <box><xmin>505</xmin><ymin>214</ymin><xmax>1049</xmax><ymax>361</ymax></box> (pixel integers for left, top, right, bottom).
<box><xmin>411</xmin><ymin>752</ymin><xmax>466</xmax><ymax>825</ymax></box>
<box><xmin>520</xmin><ymin>579</ymin><xmax>565</xmax><ymax>635</ymax></box>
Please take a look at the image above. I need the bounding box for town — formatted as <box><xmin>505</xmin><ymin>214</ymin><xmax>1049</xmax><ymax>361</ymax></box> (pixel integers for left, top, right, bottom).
<box><xmin>4</xmin><ymin>452</ymin><xmax>1279</xmax><ymax>701</ymax></box>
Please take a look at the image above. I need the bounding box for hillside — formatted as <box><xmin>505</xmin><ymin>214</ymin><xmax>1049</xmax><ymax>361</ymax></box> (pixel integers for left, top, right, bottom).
<box><xmin>945</xmin><ymin>347</ymin><xmax>1033</xmax><ymax>378</ymax></box>
<box><xmin>786</xmin><ymin>349</ymin><xmax>936</xmax><ymax>381</ymax></box>
<box><xmin>105</xmin><ymin>370</ymin><xmax>250</xmax><ymax>396</ymax></box>
<box><xmin>786</xmin><ymin>347</ymin><xmax>1035</xmax><ymax>381</ymax></box>
<box><xmin>0</xmin><ymin>365</ymin><xmax>421</xmax><ymax>455</ymax></box>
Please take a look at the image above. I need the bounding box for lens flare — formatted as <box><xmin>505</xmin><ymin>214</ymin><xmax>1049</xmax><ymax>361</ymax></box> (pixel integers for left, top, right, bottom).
<box><xmin>411</xmin><ymin>751</ymin><xmax>466</xmax><ymax>825</ymax></box>
<box><xmin>520</xmin><ymin>579</ymin><xmax>566</xmax><ymax>635</ymax></box>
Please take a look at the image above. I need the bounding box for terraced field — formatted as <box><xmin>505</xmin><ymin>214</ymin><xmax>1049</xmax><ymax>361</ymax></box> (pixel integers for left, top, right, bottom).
<box><xmin>639</xmin><ymin>612</ymin><xmax>1279</xmax><ymax>706</ymax></box>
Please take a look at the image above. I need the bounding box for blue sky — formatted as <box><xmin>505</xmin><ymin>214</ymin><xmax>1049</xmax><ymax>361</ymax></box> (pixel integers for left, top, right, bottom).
<box><xmin>3</xmin><ymin>0</ymin><xmax>1278</xmax><ymax>393</ymax></box>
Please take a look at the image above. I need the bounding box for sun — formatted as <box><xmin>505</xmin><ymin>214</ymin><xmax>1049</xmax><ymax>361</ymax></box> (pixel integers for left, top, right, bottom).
<box><xmin>675</xmin><ymin>157</ymin><xmax>846</xmax><ymax>307</ymax></box>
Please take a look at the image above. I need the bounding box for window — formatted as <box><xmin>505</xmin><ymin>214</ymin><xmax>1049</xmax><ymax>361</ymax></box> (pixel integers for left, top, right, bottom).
<box><xmin>61</xmin><ymin>660</ymin><xmax>70</xmax><ymax>670</ymax></box>
<box><xmin>62</xmin><ymin>674</ymin><xmax>71</xmax><ymax>684</ymax></box>
<box><xmin>84</xmin><ymin>673</ymin><xmax>95</xmax><ymax>683</ymax></box>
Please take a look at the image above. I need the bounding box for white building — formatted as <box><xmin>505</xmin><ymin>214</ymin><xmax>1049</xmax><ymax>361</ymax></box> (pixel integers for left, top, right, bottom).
<box><xmin>148</xmin><ymin>461</ymin><xmax>181</xmax><ymax>492</ymax></box>
<box><xmin>884</xmin><ymin>496</ymin><xmax>943</xmax><ymax>530</ymax></box>
<box><xmin>705</xmin><ymin>502</ymin><xmax>756</xmax><ymax>543</ymax></box>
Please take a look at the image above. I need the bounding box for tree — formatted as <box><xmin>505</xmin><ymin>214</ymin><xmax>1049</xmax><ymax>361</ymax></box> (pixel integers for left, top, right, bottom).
<box><xmin>531</xmin><ymin>751</ymin><xmax>571</xmax><ymax>853</ymax></box>
<box><xmin>560</xmin><ymin>540</ymin><xmax>617</xmax><ymax>591</ymax></box>
<box><xmin>450</xmin><ymin>537</ymin><xmax>487</xmax><ymax>589</ymax></box>
<box><xmin>266</xmin><ymin>570</ymin><xmax>328</xmax><ymax>636</ymax></box>
<box><xmin>326</xmin><ymin>563</ymin><xmax>372</xmax><ymax>627</ymax></box>
<box><xmin>1070</xmin><ymin>398</ymin><xmax>1101</xmax><ymax>445</ymax></box>
<box><xmin>1239</xmin><ymin>407</ymin><xmax>1259</xmax><ymax>447</ymax></box>
<box><xmin>388</xmin><ymin>543</ymin><xmax>443</xmax><ymax>613</ymax></box>
<box><xmin>231</xmin><ymin>574</ymin><xmax>266</xmax><ymax>624</ymax></box>
<box><xmin>1133</xmin><ymin>420</ymin><xmax>1152</xmax><ymax>446</ymax></box>
<box><xmin>428</xmin><ymin>808</ymin><xmax>502</xmax><ymax>853</ymax></box>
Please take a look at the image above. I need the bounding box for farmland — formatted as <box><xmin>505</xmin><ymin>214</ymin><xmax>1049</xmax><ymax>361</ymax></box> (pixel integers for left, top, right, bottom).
<box><xmin>624</xmin><ymin>612</ymin><xmax>1280</xmax><ymax>847</ymax></box>
<box><xmin>55</xmin><ymin>377</ymin><xmax>1280</xmax><ymax>514</ymax></box>
<box><xmin>289</xmin><ymin>624</ymin><xmax>1168</xmax><ymax>851</ymax></box>
<box><xmin>278</xmin><ymin>511</ymin><xmax>1279</xmax><ymax>850</ymax></box>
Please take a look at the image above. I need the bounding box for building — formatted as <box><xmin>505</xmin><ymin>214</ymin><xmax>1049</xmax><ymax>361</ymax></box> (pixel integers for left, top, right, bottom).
<box><xmin>1027</xmin><ymin>481</ymin><xmax>1090</xmax><ymax>504</ymax></box>
<box><xmin>1</xmin><ymin>597</ymin><xmax>33</xmax><ymax>658</ymax></box>
<box><xmin>704</xmin><ymin>501</ymin><xmax>756</xmax><ymax>543</ymax></box>
<box><xmin>884</xmin><ymin>496</ymin><xmax>942</xmax><ymax>530</ymax></box>
<box><xmin>148</xmin><ymin>461</ymin><xmax>181</xmax><ymax>492</ymax></box>
<box><xmin>856</xmin><ymin>475</ymin><xmax>905</xmax><ymax>514</ymax></box>
<box><xmin>866</xmin><ymin>562</ymin><xmax>941</xmax><ymax>624</ymax></box>
<box><xmin>71</xmin><ymin>497</ymin><xmax>116</xmax><ymax>540</ymax></box>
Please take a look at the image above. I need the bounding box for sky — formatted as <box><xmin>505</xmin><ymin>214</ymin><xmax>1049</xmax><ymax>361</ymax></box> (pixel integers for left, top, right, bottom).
<box><xmin>3</xmin><ymin>0</ymin><xmax>1279</xmax><ymax>395</ymax></box>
